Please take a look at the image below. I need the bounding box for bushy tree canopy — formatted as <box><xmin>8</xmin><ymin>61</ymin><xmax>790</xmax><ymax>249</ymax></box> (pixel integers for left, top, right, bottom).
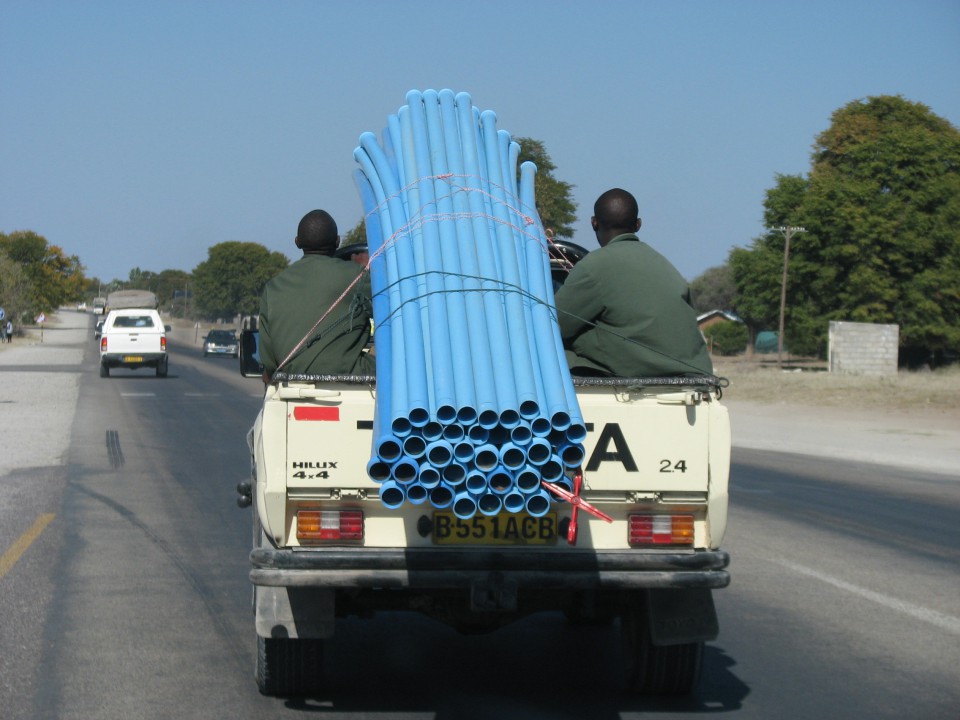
<box><xmin>689</xmin><ymin>264</ymin><xmax>738</xmax><ymax>314</ymax></box>
<box><xmin>191</xmin><ymin>241</ymin><xmax>289</xmax><ymax>320</ymax></box>
<box><xmin>515</xmin><ymin>137</ymin><xmax>578</xmax><ymax>239</ymax></box>
<box><xmin>0</xmin><ymin>230</ymin><xmax>86</xmax><ymax>318</ymax></box>
<box><xmin>342</xmin><ymin>220</ymin><xmax>366</xmax><ymax>247</ymax></box>
<box><xmin>0</xmin><ymin>251</ymin><xmax>31</xmax><ymax>323</ymax></box>
<box><xmin>730</xmin><ymin>96</ymin><xmax>960</xmax><ymax>360</ymax></box>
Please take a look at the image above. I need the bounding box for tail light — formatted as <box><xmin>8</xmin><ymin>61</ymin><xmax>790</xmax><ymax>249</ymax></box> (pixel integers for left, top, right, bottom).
<box><xmin>296</xmin><ymin>509</ymin><xmax>363</xmax><ymax>543</ymax></box>
<box><xmin>100</xmin><ymin>337</ymin><xmax>107</xmax><ymax>352</ymax></box>
<box><xmin>160</xmin><ymin>336</ymin><xmax>166</xmax><ymax>351</ymax></box>
<box><xmin>628</xmin><ymin>514</ymin><xmax>694</xmax><ymax>547</ymax></box>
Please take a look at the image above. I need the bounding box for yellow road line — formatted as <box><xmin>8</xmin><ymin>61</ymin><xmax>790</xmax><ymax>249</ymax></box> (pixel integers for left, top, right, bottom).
<box><xmin>0</xmin><ymin>513</ymin><xmax>55</xmax><ymax>579</ymax></box>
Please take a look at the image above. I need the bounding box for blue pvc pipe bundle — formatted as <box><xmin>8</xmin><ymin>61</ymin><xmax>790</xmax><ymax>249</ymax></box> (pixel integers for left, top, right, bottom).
<box><xmin>354</xmin><ymin>89</ymin><xmax>585</xmax><ymax>518</ymax></box>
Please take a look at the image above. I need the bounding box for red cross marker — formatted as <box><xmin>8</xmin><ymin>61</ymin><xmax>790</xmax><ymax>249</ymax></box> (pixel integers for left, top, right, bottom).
<box><xmin>541</xmin><ymin>470</ymin><xmax>613</xmax><ymax>545</ymax></box>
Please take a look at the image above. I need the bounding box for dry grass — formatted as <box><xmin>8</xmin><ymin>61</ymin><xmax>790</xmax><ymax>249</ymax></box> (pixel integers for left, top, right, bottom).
<box><xmin>713</xmin><ymin>358</ymin><xmax>960</xmax><ymax>412</ymax></box>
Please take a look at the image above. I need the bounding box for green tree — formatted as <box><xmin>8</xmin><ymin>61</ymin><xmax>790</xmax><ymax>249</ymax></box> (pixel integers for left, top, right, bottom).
<box><xmin>704</xmin><ymin>321</ymin><xmax>749</xmax><ymax>356</ymax></box>
<box><xmin>730</xmin><ymin>96</ymin><xmax>960</xmax><ymax>361</ymax></box>
<box><xmin>689</xmin><ymin>264</ymin><xmax>738</xmax><ymax>314</ymax></box>
<box><xmin>515</xmin><ymin>137</ymin><xmax>578</xmax><ymax>239</ymax></box>
<box><xmin>126</xmin><ymin>267</ymin><xmax>166</xmax><ymax>295</ymax></box>
<box><xmin>0</xmin><ymin>249</ymin><xmax>32</xmax><ymax>324</ymax></box>
<box><xmin>0</xmin><ymin>230</ymin><xmax>86</xmax><ymax>315</ymax></box>
<box><xmin>154</xmin><ymin>269</ymin><xmax>193</xmax><ymax>316</ymax></box>
<box><xmin>191</xmin><ymin>241</ymin><xmax>288</xmax><ymax>320</ymax></box>
<box><xmin>342</xmin><ymin>220</ymin><xmax>367</xmax><ymax>247</ymax></box>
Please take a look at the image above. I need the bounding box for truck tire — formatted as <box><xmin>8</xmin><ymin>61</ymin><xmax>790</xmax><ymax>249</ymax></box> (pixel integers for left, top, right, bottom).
<box><xmin>256</xmin><ymin>635</ymin><xmax>324</xmax><ymax>697</ymax></box>
<box><xmin>156</xmin><ymin>358</ymin><xmax>168</xmax><ymax>377</ymax></box>
<box><xmin>99</xmin><ymin>363</ymin><xmax>109</xmax><ymax>378</ymax></box>
<box><xmin>621</xmin><ymin>604</ymin><xmax>703</xmax><ymax>695</ymax></box>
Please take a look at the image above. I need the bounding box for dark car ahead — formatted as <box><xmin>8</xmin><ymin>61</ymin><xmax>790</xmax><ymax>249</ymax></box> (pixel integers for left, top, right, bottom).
<box><xmin>203</xmin><ymin>329</ymin><xmax>239</xmax><ymax>358</ymax></box>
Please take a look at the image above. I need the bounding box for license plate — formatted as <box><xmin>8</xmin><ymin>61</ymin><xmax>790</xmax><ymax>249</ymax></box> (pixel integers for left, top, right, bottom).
<box><xmin>123</xmin><ymin>355</ymin><xmax>143</xmax><ymax>362</ymax></box>
<box><xmin>433</xmin><ymin>512</ymin><xmax>557</xmax><ymax>546</ymax></box>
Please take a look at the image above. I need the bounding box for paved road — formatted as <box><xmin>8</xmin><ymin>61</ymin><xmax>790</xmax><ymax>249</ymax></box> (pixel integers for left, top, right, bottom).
<box><xmin>1</xmin><ymin>311</ymin><xmax>958</xmax><ymax>718</ymax></box>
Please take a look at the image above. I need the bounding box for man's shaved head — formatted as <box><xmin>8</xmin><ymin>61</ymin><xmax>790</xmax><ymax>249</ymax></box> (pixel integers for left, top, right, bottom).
<box><xmin>296</xmin><ymin>210</ymin><xmax>338</xmax><ymax>255</ymax></box>
<box><xmin>591</xmin><ymin>188</ymin><xmax>641</xmax><ymax>246</ymax></box>
<box><xmin>593</xmin><ymin>188</ymin><xmax>639</xmax><ymax>232</ymax></box>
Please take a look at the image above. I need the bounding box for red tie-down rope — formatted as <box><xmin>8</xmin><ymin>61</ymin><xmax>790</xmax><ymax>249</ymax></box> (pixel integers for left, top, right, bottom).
<box><xmin>541</xmin><ymin>470</ymin><xmax>613</xmax><ymax>545</ymax></box>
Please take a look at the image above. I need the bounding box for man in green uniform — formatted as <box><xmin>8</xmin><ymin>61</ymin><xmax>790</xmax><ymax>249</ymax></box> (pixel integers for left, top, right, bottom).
<box><xmin>553</xmin><ymin>188</ymin><xmax>712</xmax><ymax>377</ymax></box>
<box><xmin>258</xmin><ymin>209</ymin><xmax>374</xmax><ymax>379</ymax></box>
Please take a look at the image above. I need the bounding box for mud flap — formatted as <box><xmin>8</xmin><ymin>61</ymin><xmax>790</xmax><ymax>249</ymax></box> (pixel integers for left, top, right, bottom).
<box><xmin>255</xmin><ymin>586</ymin><xmax>336</xmax><ymax>639</ymax></box>
<box><xmin>646</xmin><ymin>588</ymin><xmax>719</xmax><ymax>646</ymax></box>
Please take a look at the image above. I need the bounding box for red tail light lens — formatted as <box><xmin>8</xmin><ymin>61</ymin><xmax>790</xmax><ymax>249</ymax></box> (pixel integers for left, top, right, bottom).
<box><xmin>100</xmin><ymin>337</ymin><xmax>107</xmax><ymax>352</ymax></box>
<box><xmin>628</xmin><ymin>514</ymin><xmax>694</xmax><ymax>546</ymax></box>
<box><xmin>160</xmin><ymin>336</ymin><xmax>166</xmax><ymax>351</ymax></box>
<box><xmin>296</xmin><ymin>509</ymin><xmax>363</xmax><ymax>543</ymax></box>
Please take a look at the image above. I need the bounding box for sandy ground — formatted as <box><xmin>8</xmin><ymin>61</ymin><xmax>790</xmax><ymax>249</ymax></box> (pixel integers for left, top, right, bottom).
<box><xmin>1</xmin><ymin>310</ymin><xmax>958</xmax><ymax>478</ymax></box>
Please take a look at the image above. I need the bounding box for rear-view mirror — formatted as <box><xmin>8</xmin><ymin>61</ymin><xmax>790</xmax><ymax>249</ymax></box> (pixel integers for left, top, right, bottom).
<box><xmin>239</xmin><ymin>329</ymin><xmax>263</xmax><ymax>378</ymax></box>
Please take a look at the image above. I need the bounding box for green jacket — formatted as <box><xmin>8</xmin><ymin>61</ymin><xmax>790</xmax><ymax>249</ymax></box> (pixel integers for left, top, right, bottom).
<box><xmin>258</xmin><ymin>254</ymin><xmax>374</xmax><ymax>376</ymax></box>
<box><xmin>553</xmin><ymin>234</ymin><xmax>712</xmax><ymax>377</ymax></box>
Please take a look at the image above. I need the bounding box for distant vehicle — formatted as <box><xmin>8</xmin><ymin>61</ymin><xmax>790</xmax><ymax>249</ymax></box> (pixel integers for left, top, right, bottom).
<box><xmin>99</xmin><ymin>308</ymin><xmax>168</xmax><ymax>378</ymax></box>
<box><xmin>105</xmin><ymin>290</ymin><xmax>158</xmax><ymax>313</ymax></box>
<box><xmin>202</xmin><ymin>329</ymin><xmax>239</xmax><ymax>358</ymax></box>
<box><xmin>92</xmin><ymin>297</ymin><xmax>106</xmax><ymax>315</ymax></box>
<box><xmin>94</xmin><ymin>319</ymin><xmax>105</xmax><ymax>340</ymax></box>
<box><xmin>76</xmin><ymin>302</ymin><xmax>88</xmax><ymax>312</ymax></box>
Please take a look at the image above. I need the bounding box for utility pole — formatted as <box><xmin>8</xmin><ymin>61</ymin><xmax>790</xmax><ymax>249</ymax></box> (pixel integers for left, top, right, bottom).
<box><xmin>774</xmin><ymin>225</ymin><xmax>806</xmax><ymax>369</ymax></box>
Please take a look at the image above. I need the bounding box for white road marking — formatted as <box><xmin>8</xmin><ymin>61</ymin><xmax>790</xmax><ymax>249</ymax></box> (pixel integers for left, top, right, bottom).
<box><xmin>781</xmin><ymin>559</ymin><xmax>960</xmax><ymax>636</ymax></box>
<box><xmin>120</xmin><ymin>393</ymin><xmax>155</xmax><ymax>397</ymax></box>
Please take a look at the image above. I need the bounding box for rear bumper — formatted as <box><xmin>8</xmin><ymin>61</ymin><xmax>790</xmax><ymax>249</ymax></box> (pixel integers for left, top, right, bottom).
<box><xmin>249</xmin><ymin>547</ymin><xmax>730</xmax><ymax>590</ymax></box>
<box><xmin>101</xmin><ymin>352</ymin><xmax>165</xmax><ymax>367</ymax></box>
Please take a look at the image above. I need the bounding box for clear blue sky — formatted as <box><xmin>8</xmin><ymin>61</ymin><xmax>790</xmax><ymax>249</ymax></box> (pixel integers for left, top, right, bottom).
<box><xmin>2</xmin><ymin>0</ymin><xmax>958</xmax><ymax>285</ymax></box>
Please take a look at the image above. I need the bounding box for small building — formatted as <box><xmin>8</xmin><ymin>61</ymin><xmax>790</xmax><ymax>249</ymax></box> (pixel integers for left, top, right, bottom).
<box><xmin>697</xmin><ymin>310</ymin><xmax>741</xmax><ymax>333</ymax></box>
<box><xmin>828</xmin><ymin>321</ymin><xmax>899</xmax><ymax>376</ymax></box>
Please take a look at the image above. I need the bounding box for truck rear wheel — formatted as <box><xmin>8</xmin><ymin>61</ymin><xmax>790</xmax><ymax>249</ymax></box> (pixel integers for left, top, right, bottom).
<box><xmin>156</xmin><ymin>358</ymin><xmax>168</xmax><ymax>377</ymax></box>
<box><xmin>620</xmin><ymin>604</ymin><xmax>703</xmax><ymax>695</ymax></box>
<box><xmin>99</xmin><ymin>363</ymin><xmax>109</xmax><ymax>378</ymax></box>
<box><xmin>256</xmin><ymin>635</ymin><xmax>324</xmax><ymax>697</ymax></box>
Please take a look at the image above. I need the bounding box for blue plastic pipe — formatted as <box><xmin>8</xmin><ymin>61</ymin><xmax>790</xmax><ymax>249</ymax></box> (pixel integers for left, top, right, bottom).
<box><xmin>404</xmin><ymin>90</ymin><xmax>458</xmax><ymax>425</ymax></box>
<box><xmin>354</xmin><ymin>145</ymin><xmax>412</xmax><ymax>442</ymax></box>
<box><xmin>453</xmin><ymin>491</ymin><xmax>477</xmax><ymax>519</ymax></box>
<box><xmin>379</xmin><ymin>481</ymin><xmax>406</xmax><ymax>510</ymax></box>
<box><xmin>438</xmin><ymin>89</ymin><xmax>498</xmax><ymax>428</ymax></box>
<box><xmin>480</xmin><ymin>110</ymin><xmax>539</xmax><ymax>422</ymax></box>
<box><xmin>454</xmin><ymin>92</ymin><xmax>519</xmax><ymax>425</ymax></box>
<box><xmin>358</xmin><ymin>132</ymin><xmax>431</xmax><ymax>429</ymax></box>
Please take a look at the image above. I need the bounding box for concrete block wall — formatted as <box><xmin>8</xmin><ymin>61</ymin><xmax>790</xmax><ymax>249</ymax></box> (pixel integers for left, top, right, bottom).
<box><xmin>828</xmin><ymin>321</ymin><xmax>899</xmax><ymax>375</ymax></box>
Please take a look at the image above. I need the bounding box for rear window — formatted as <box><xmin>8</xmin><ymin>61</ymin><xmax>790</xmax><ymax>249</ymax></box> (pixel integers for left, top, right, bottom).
<box><xmin>208</xmin><ymin>331</ymin><xmax>236</xmax><ymax>342</ymax></box>
<box><xmin>113</xmin><ymin>315</ymin><xmax>156</xmax><ymax>328</ymax></box>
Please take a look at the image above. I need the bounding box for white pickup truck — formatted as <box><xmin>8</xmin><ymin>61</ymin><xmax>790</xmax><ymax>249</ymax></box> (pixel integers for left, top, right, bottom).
<box><xmin>99</xmin><ymin>308</ymin><xmax>168</xmax><ymax>378</ymax></box>
<box><xmin>239</xmin><ymin>339</ymin><xmax>730</xmax><ymax>697</ymax></box>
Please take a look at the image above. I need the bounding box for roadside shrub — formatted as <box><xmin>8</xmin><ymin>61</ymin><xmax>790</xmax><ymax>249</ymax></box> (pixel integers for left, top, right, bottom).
<box><xmin>705</xmin><ymin>321</ymin><xmax>748</xmax><ymax>356</ymax></box>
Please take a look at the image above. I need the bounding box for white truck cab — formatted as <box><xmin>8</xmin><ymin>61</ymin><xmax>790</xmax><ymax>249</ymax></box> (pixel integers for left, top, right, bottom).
<box><xmin>99</xmin><ymin>308</ymin><xmax>168</xmax><ymax>378</ymax></box>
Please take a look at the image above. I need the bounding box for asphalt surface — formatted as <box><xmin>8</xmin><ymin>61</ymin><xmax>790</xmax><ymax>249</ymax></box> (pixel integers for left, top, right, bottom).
<box><xmin>2</xmin><ymin>310</ymin><xmax>958</xmax><ymax>719</ymax></box>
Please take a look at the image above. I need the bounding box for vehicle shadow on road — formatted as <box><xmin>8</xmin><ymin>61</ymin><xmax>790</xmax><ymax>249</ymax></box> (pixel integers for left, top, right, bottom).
<box><xmin>280</xmin><ymin>612</ymin><xmax>750</xmax><ymax>717</ymax></box>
